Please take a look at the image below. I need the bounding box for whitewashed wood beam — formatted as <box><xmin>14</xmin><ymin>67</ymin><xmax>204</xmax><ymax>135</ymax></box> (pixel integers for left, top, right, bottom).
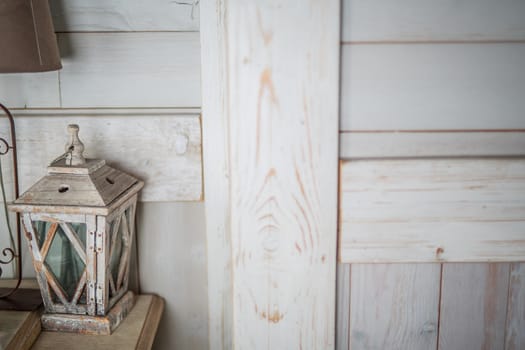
<box><xmin>339</xmin><ymin>158</ymin><xmax>525</xmax><ymax>263</ymax></box>
<box><xmin>342</xmin><ymin>0</ymin><xmax>525</xmax><ymax>42</ymax></box>
<box><xmin>0</xmin><ymin>109</ymin><xmax>202</xmax><ymax>202</ymax></box>
<box><xmin>201</xmin><ymin>1</ymin><xmax>340</xmax><ymax>348</ymax></box>
<box><xmin>200</xmin><ymin>1</ymin><xmax>233</xmax><ymax>349</ymax></box>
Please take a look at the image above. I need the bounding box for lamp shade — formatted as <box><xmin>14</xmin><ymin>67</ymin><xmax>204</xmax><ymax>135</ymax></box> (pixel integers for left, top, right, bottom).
<box><xmin>0</xmin><ymin>0</ymin><xmax>61</xmax><ymax>73</ymax></box>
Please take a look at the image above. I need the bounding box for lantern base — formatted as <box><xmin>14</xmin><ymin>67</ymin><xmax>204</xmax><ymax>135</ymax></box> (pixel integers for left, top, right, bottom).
<box><xmin>41</xmin><ymin>291</ymin><xmax>135</xmax><ymax>335</ymax></box>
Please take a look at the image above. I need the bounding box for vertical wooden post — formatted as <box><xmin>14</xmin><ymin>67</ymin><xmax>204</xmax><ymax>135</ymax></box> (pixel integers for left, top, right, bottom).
<box><xmin>201</xmin><ymin>1</ymin><xmax>340</xmax><ymax>348</ymax></box>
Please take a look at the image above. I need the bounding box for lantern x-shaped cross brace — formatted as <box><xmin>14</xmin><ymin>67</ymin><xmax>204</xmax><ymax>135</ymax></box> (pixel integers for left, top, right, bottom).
<box><xmin>36</xmin><ymin>222</ymin><xmax>87</xmax><ymax>307</ymax></box>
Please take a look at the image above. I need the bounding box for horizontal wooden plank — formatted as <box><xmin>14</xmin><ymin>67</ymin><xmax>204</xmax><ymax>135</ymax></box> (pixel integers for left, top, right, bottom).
<box><xmin>58</xmin><ymin>32</ymin><xmax>201</xmax><ymax>108</ymax></box>
<box><xmin>0</xmin><ymin>109</ymin><xmax>202</xmax><ymax>202</ymax></box>
<box><xmin>340</xmin><ymin>43</ymin><xmax>525</xmax><ymax>131</ymax></box>
<box><xmin>0</xmin><ymin>72</ymin><xmax>60</xmax><ymax>109</ymax></box>
<box><xmin>340</xmin><ymin>131</ymin><xmax>525</xmax><ymax>158</ymax></box>
<box><xmin>49</xmin><ymin>0</ymin><xmax>199</xmax><ymax>32</ymax></box>
<box><xmin>339</xmin><ymin>158</ymin><xmax>525</xmax><ymax>263</ymax></box>
<box><xmin>342</xmin><ymin>0</ymin><xmax>525</xmax><ymax>42</ymax></box>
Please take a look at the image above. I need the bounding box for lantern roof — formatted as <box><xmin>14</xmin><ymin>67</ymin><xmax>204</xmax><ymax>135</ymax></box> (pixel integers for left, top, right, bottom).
<box><xmin>10</xmin><ymin>125</ymin><xmax>143</xmax><ymax>213</ymax></box>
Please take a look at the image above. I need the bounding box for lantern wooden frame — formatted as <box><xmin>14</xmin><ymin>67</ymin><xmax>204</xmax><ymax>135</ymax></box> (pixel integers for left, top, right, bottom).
<box><xmin>11</xmin><ymin>183</ymin><xmax>142</xmax><ymax>334</ymax></box>
<box><xmin>9</xmin><ymin>125</ymin><xmax>144</xmax><ymax>334</ymax></box>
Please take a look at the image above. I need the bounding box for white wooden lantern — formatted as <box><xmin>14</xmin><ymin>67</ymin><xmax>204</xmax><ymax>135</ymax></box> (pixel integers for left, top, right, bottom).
<box><xmin>9</xmin><ymin>125</ymin><xmax>143</xmax><ymax>334</ymax></box>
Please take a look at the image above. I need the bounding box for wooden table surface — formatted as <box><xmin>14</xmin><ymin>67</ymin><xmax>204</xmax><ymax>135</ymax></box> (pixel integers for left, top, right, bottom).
<box><xmin>1</xmin><ymin>281</ymin><xmax>163</xmax><ymax>350</ymax></box>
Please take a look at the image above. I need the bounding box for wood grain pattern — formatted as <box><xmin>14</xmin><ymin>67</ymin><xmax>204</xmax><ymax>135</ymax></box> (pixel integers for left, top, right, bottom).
<box><xmin>340</xmin><ymin>131</ymin><xmax>525</xmax><ymax>158</ymax></box>
<box><xmin>336</xmin><ymin>264</ymin><xmax>351</xmax><ymax>350</ymax></box>
<box><xmin>224</xmin><ymin>1</ymin><xmax>340</xmax><ymax>348</ymax></box>
<box><xmin>0</xmin><ymin>72</ymin><xmax>59</xmax><ymax>109</ymax></box>
<box><xmin>339</xmin><ymin>158</ymin><xmax>525</xmax><ymax>262</ymax></box>
<box><xmin>340</xmin><ymin>43</ymin><xmax>525</xmax><ymax>131</ymax></box>
<box><xmin>199</xmin><ymin>1</ymin><xmax>234</xmax><ymax>349</ymax></box>
<box><xmin>439</xmin><ymin>263</ymin><xmax>510</xmax><ymax>350</ymax></box>
<box><xmin>58</xmin><ymin>32</ymin><xmax>200</xmax><ymax>108</ymax></box>
<box><xmin>0</xmin><ymin>109</ymin><xmax>202</xmax><ymax>202</ymax></box>
<box><xmin>342</xmin><ymin>0</ymin><xmax>525</xmax><ymax>42</ymax></box>
<box><xmin>506</xmin><ymin>263</ymin><xmax>525</xmax><ymax>350</ymax></box>
<box><xmin>49</xmin><ymin>0</ymin><xmax>199</xmax><ymax>32</ymax></box>
<box><xmin>349</xmin><ymin>264</ymin><xmax>440</xmax><ymax>350</ymax></box>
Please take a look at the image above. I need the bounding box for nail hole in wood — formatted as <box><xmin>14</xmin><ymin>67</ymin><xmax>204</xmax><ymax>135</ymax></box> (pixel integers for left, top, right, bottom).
<box><xmin>58</xmin><ymin>185</ymin><xmax>69</xmax><ymax>193</ymax></box>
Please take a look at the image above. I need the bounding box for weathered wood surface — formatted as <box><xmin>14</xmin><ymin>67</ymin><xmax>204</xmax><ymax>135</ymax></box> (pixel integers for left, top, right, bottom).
<box><xmin>199</xmin><ymin>1</ymin><xmax>233</xmax><ymax>349</ymax></box>
<box><xmin>348</xmin><ymin>264</ymin><xmax>440</xmax><ymax>349</ymax></box>
<box><xmin>0</xmin><ymin>280</ymin><xmax>41</xmax><ymax>350</ymax></box>
<box><xmin>439</xmin><ymin>263</ymin><xmax>510</xmax><ymax>350</ymax></box>
<box><xmin>506</xmin><ymin>263</ymin><xmax>525</xmax><ymax>350</ymax></box>
<box><xmin>33</xmin><ymin>294</ymin><xmax>164</xmax><ymax>350</ymax></box>
<box><xmin>41</xmin><ymin>291</ymin><xmax>135</xmax><ymax>335</ymax></box>
<box><xmin>230</xmin><ymin>2</ymin><xmax>339</xmax><ymax>348</ymax></box>
<box><xmin>58</xmin><ymin>33</ymin><xmax>200</xmax><ymax>108</ymax></box>
<box><xmin>336</xmin><ymin>264</ymin><xmax>351</xmax><ymax>350</ymax></box>
<box><xmin>342</xmin><ymin>0</ymin><xmax>525</xmax><ymax>42</ymax></box>
<box><xmin>201</xmin><ymin>1</ymin><xmax>340</xmax><ymax>348</ymax></box>
<box><xmin>0</xmin><ymin>109</ymin><xmax>202</xmax><ymax>202</ymax></box>
<box><xmin>340</xmin><ymin>131</ymin><xmax>525</xmax><ymax>158</ymax></box>
<box><xmin>49</xmin><ymin>0</ymin><xmax>199</xmax><ymax>32</ymax></box>
<box><xmin>339</xmin><ymin>158</ymin><xmax>525</xmax><ymax>262</ymax></box>
<box><xmin>0</xmin><ymin>309</ymin><xmax>40</xmax><ymax>350</ymax></box>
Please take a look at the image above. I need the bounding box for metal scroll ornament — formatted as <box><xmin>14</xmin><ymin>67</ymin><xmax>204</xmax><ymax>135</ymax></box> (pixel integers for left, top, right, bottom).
<box><xmin>0</xmin><ymin>103</ymin><xmax>21</xmax><ymax>298</ymax></box>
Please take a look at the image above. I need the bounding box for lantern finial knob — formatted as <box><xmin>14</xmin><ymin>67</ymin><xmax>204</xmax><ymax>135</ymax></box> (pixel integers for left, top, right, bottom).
<box><xmin>65</xmin><ymin>124</ymin><xmax>86</xmax><ymax>166</ymax></box>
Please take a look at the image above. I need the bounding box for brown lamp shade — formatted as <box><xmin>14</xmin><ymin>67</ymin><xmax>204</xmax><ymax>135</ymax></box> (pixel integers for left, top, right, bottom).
<box><xmin>0</xmin><ymin>0</ymin><xmax>61</xmax><ymax>73</ymax></box>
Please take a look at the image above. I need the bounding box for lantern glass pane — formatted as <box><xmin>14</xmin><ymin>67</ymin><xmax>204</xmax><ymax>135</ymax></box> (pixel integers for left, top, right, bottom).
<box><xmin>34</xmin><ymin>221</ymin><xmax>87</xmax><ymax>301</ymax></box>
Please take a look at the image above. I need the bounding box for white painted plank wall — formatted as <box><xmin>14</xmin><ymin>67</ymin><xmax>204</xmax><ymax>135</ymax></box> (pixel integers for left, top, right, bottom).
<box><xmin>58</xmin><ymin>33</ymin><xmax>201</xmax><ymax>108</ymax></box>
<box><xmin>137</xmin><ymin>202</ymin><xmax>208</xmax><ymax>350</ymax></box>
<box><xmin>342</xmin><ymin>0</ymin><xmax>525</xmax><ymax>42</ymax></box>
<box><xmin>49</xmin><ymin>0</ymin><xmax>199</xmax><ymax>32</ymax></box>
<box><xmin>0</xmin><ymin>2</ymin><xmax>208</xmax><ymax>350</ymax></box>
<box><xmin>337</xmin><ymin>1</ymin><xmax>525</xmax><ymax>349</ymax></box>
<box><xmin>0</xmin><ymin>33</ymin><xmax>201</xmax><ymax>109</ymax></box>
<box><xmin>340</xmin><ymin>44</ymin><xmax>525</xmax><ymax>132</ymax></box>
<box><xmin>340</xmin><ymin>0</ymin><xmax>525</xmax><ymax>158</ymax></box>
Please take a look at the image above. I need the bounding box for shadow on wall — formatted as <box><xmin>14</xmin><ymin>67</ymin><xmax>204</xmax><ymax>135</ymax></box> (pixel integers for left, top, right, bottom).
<box><xmin>49</xmin><ymin>0</ymin><xmax>73</xmax><ymax>59</ymax></box>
